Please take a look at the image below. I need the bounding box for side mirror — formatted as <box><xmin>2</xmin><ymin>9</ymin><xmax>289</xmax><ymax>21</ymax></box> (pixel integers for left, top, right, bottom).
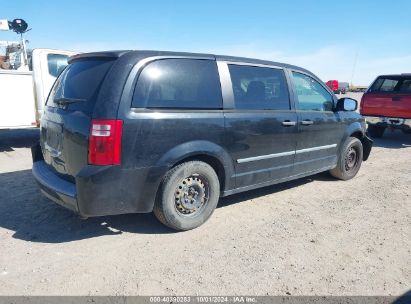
<box><xmin>337</xmin><ymin>98</ymin><xmax>357</xmax><ymax>111</ymax></box>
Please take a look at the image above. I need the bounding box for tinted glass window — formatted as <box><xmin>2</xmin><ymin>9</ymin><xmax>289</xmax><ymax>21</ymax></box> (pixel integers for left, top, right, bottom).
<box><xmin>132</xmin><ymin>59</ymin><xmax>222</xmax><ymax>109</ymax></box>
<box><xmin>369</xmin><ymin>77</ymin><xmax>411</xmax><ymax>93</ymax></box>
<box><xmin>379</xmin><ymin>78</ymin><xmax>399</xmax><ymax>92</ymax></box>
<box><xmin>398</xmin><ymin>79</ymin><xmax>411</xmax><ymax>92</ymax></box>
<box><xmin>292</xmin><ymin>72</ymin><xmax>333</xmax><ymax>111</ymax></box>
<box><xmin>47</xmin><ymin>54</ymin><xmax>69</xmax><ymax>77</ymax></box>
<box><xmin>228</xmin><ymin>64</ymin><xmax>290</xmax><ymax>110</ymax></box>
<box><xmin>47</xmin><ymin>59</ymin><xmax>114</xmax><ymax>114</ymax></box>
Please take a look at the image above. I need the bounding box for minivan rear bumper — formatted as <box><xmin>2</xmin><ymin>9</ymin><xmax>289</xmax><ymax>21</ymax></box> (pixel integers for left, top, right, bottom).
<box><xmin>32</xmin><ymin>160</ymin><xmax>79</xmax><ymax>213</ymax></box>
<box><xmin>31</xmin><ymin>143</ymin><xmax>164</xmax><ymax>217</ymax></box>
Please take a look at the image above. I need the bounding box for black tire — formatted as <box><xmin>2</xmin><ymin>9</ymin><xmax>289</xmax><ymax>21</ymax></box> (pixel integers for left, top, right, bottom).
<box><xmin>153</xmin><ymin>161</ymin><xmax>220</xmax><ymax>231</ymax></box>
<box><xmin>367</xmin><ymin>124</ymin><xmax>385</xmax><ymax>138</ymax></box>
<box><xmin>330</xmin><ymin>137</ymin><xmax>363</xmax><ymax>180</ymax></box>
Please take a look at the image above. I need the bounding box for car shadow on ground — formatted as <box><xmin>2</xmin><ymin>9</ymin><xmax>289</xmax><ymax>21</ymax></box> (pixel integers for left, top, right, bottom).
<box><xmin>0</xmin><ymin>128</ymin><xmax>40</xmax><ymax>152</ymax></box>
<box><xmin>0</xmin><ymin>167</ymin><xmax>334</xmax><ymax>243</ymax></box>
<box><xmin>371</xmin><ymin>129</ymin><xmax>411</xmax><ymax>149</ymax></box>
<box><xmin>393</xmin><ymin>289</ymin><xmax>411</xmax><ymax>304</ymax></box>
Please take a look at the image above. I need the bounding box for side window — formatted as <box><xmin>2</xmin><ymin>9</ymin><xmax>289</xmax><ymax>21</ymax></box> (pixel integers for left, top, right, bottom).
<box><xmin>132</xmin><ymin>59</ymin><xmax>223</xmax><ymax>109</ymax></box>
<box><xmin>47</xmin><ymin>54</ymin><xmax>69</xmax><ymax>77</ymax></box>
<box><xmin>379</xmin><ymin>78</ymin><xmax>399</xmax><ymax>92</ymax></box>
<box><xmin>292</xmin><ymin>72</ymin><xmax>333</xmax><ymax>111</ymax></box>
<box><xmin>398</xmin><ymin>79</ymin><xmax>411</xmax><ymax>92</ymax></box>
<box><xmin>228</xmin><ymin>64</ymin><xmax>290</xmax><ymax>110</ymax></box>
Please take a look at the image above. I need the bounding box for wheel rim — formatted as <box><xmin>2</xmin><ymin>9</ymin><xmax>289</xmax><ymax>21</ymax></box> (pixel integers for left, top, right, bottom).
<box><xmin>174</xmin><ymin>174</ymin><xmax>209</xmax><ymax>216</ymax></box>
<box><xmin>345</xmin><ymin>145</ymin><xmax>359</xmax><ymax>172</ymax></box>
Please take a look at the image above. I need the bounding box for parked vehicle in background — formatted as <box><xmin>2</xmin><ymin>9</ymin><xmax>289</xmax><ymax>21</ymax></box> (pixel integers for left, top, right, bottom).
<box><xmin>326</xmin><ymin>80</ymin><xmax>348</xmax><ymax>94</ymax></box>
<box><xmin>32</xmin><ymin>50</ymin><xmax>372</xmax><ymax>231</ymax></box>
<box><xmin>360</xmin><ymin>74</ymin><xmax>411</xmax><ymax>137</ymax></box>
<box><xmin>339</xmin><ymin>82</ymin><xmax>349</xmax><ymax>94</ymax></box>
<box><xmin>326</xmin><ymin>80</ymin><xmax>339</xmax><ymax>93</ymax></box>
<box><xmin>350</xmin><ymin>85</ymin><xmax>368</xmax><ymax>93</ymax></box>
<box><xmin>0</xmin><ymin>45</ymin><xmax>75</xmax><ymax>129</ymax></box>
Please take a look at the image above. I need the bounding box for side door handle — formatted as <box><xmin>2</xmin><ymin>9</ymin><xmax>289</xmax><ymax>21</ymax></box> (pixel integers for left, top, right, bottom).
<box><xmin>301</xmin><ymin>120</ymin><xmax>314</xmax><ymax>125</ymax></box>
<box><xmin>282</xmin><ymin>120</ymin><xmax>296</xmax><ymax>126</ymax></box>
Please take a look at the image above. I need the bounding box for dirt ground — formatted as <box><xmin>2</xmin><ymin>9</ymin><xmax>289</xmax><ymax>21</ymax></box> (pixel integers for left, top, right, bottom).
<box><xmin>0</xmin><ymin>111</ymin><xmax>410</xmax><ymax>296</ymax></box>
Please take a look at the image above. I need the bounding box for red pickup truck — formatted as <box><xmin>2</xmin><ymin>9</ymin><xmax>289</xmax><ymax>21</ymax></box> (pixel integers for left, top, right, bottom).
<box><xmin>360</xmin><ymin>74</ymin><xmax>411</xmax><ymax>137</ymax></box>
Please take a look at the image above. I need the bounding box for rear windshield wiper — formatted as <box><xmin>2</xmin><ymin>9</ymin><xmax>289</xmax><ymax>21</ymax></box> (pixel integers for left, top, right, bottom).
<box><xmin>54</xmin><ymin>97</ymin><xmax>87</xmax><ymax>105</ymax></box>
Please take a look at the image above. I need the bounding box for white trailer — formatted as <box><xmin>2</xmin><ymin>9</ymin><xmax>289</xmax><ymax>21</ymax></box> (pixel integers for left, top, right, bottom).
<box><xmin>0</xmin><ymin>48</ymin><xmax>76</xmax><ymax>129</ymax></box>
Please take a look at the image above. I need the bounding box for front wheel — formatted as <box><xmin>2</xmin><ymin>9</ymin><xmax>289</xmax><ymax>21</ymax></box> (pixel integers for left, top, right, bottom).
<box><xmin>153</xmin><ymin>161</ymin><xmax>220</xmax><ymax>231</ymax></box>
<box><xmin>330</xmin><ymin>137</ymin><xmax>363</xmax><ymax>180</ymax></box>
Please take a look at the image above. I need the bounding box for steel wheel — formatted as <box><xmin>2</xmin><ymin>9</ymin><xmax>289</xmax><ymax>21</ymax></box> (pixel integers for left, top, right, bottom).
<box><xmin>345</xmin><ymin>146</ymin><xmax>360</xmax><ymax>173</ymax></box>
<box><xmin>174</xmin><ymin>174</ymin><xmax>209</xmax><ymax>216</ymax></box>
<box><xmin>330</xmin><ymin>137</ymin><xmax>363</xmax><ymax>181</ymax></box>
<box><xmin>153</xmin><ymin>161</ymin><xmax>220</xmax><ymax>231</ymax></box>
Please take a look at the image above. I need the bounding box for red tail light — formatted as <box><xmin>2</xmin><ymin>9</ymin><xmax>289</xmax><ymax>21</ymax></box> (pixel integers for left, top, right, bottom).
<box><xmin>88</xmin><ymin>119</ymin><xmax>123</xmax><ymax>165</ymax></box>
<box><xmin>359</xmin><ymin>95</ymin><xmax>365</xmax><ymax>114</ymax></box>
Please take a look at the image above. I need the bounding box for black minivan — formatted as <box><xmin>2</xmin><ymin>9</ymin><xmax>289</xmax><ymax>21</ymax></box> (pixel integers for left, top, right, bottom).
<box><xmin>32</xmin><ymin>50</ymin><xmax>372</xmax><ymax>230</ymax></box>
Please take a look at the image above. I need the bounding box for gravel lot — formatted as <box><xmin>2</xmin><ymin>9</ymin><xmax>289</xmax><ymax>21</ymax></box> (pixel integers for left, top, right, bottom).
<box><xmin>0</xmin><ymin>103</ymin><xmax>410</xmax><ymax>296</ymax></box>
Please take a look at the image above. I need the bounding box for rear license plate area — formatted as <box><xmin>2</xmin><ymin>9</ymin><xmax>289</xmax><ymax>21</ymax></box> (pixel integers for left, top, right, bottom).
<box><xmin>45</xmin><ymin>121</ymin><xmax>63</xmax><ymax>157</ymax></box>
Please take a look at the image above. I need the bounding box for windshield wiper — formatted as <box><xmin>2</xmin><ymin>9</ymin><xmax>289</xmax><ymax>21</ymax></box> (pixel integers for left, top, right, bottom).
<box><xmin>54</xmin><ymin>97</ymin><xmax>87</xmax><ymax>105</ymax></box>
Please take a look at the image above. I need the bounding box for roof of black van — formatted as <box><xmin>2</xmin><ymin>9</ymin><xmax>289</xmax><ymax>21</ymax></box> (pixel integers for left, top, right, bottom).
<box><xmin>69</xmin><ymin>50</ymin><xmax>312</xmax><ymax>75</ymax></box>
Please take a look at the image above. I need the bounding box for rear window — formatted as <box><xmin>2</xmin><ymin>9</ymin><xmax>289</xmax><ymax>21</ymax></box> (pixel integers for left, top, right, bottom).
<box><xmin>369</xmin><ymin>76</ymin><xmax>411</xmax><ymax>93</ymax></box>
<box><xmin>47</xmin><ymin>59</ymin><xmax>114</xmax><ymax>114</ymax></box>
<box><xmin>132</xmin><ymin>59</ymin><xmax>223</xmax><ymax>109</ymax></box>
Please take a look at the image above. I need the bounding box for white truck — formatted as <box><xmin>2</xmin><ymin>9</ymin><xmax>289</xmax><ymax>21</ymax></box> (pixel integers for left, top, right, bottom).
<box><xmin>0</xmin><ymin>47</ymin><xmax>76</xmax><ymax>129</ymax></box>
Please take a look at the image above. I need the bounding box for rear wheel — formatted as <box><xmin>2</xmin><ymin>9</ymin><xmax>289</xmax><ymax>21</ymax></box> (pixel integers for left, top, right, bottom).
<box><xmin>153</xmin><ymin>161</ymin><xmax>220</xmax><ymax>231</ymax></box>
<box><xmin>367</xmin><ymin>124</ymin><xmax>385</xmax><ymax>138</ymax></box>
<box><xmin>330</xmin><ymin>137</ymin><xmax>363</xmax><ymax>180</ymax></box>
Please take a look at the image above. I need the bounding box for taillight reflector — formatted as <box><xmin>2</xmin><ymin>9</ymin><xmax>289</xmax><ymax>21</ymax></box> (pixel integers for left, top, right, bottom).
<box><xmin>88</xmin><ymin>119</ymin><xmax>123</xmax><ymax>165</ymax></box>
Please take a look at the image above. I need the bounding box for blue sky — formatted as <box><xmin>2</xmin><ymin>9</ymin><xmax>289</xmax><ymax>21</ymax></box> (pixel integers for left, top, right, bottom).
<box><xmin>2</xmin><ymin>0</ymin><xmax>411</xmax><ymax>85</ymax></box>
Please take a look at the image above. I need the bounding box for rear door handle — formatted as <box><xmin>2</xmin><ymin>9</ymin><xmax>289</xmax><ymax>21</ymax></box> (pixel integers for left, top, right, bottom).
<box><xmin>301</xmin><ymin>120</ymin><xmax>314</xmax><ymax>125</ymax></box>
<box><xmin>282</xmin><ymin>120</ymin><xmax>296</xmax><ymax>126</ymax></box>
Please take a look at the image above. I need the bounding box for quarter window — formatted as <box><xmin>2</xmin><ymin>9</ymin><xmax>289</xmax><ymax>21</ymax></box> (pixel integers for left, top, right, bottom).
<box><xmin>292</xmin><ymin>72</ymin><xmax>333</xmax><ymax>111</ymax></box>
<box><xmin>228</xmin><ymin>64</ymin><xmax>290</xmax><ymax>110</ymax></box>
<box><xmin>132</xmin><ymin>59</ymin><xmax>223</xmax><ymax>109</ymax></box>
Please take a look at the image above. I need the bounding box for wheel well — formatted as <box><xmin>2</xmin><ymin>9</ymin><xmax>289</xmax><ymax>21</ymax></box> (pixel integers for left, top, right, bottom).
<box><xmin>349</xmin><ymin>130</ymin><xmax>371</xmax><ymax>161</ymax></box>
<box><xmin>350</xmin><ymin>131</ymin><xmax>363</xmax><ymax>141</ymax></box>
<box><xmin>173</xmin><ymin>155</ymin><xmax>226</xmax><ymax>190</ymax></box>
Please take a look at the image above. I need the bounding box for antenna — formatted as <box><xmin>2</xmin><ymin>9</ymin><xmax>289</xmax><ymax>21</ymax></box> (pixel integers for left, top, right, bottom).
<box><xmin>350</xmin><ymin>52</ymin><xmax>358</xmax><ymax>88</ymax></box>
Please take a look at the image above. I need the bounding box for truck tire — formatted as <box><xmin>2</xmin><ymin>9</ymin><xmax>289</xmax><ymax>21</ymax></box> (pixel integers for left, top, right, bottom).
<box><xmin>367</xmin><ymin>124</ymin><xmax>385</xmax><ymax>138</ymax></box>
<box><xmin>330</xmin><ymin>137</ymin><xmax>363</xmax><ymax>180</ymax></box>
<box><xmin>153</xmin><ymin>161</ymin><xmax>220</xmax><ymax>231</ymax></box>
